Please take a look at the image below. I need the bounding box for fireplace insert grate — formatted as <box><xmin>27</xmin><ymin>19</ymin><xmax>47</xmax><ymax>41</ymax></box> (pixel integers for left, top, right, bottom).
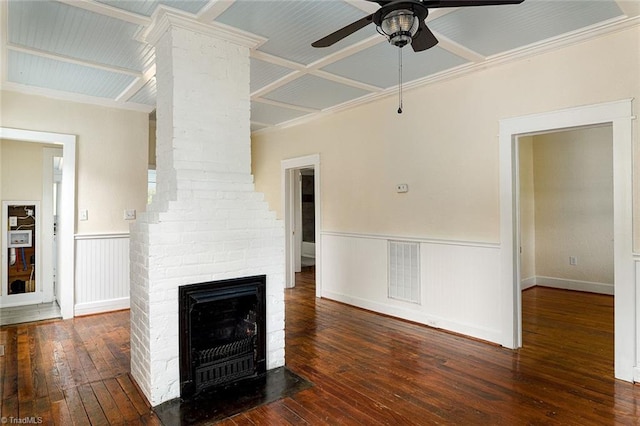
<box><xmin>194</xmin><ymin>336</ymin><xmax>256</xmax><ymax>390</ymax></box>
<box><xmin>195</xmin><ymin>335</ymin><xmax>255</xmax><ymax>365</ymax></box>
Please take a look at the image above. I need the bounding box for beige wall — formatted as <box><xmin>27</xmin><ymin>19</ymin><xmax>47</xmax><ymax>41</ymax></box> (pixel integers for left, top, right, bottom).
<box><xmin>252</xmin><ymin>25</ymin><xmax>639</xmax><ymax>250</ymax></box>
<box><xmin>1</xmin><ymin>139</ymin><xmax>44</xmax><ymax>201</ymax></box>
<box><xmin>1</xmin><ymin>91</ymin><xmax>149</xmax><ymax>234</ymax></box>
<box><xmin>533</xmin><ymin>126</ymin><xmax>613</xmax><ymax>285</ymax></box>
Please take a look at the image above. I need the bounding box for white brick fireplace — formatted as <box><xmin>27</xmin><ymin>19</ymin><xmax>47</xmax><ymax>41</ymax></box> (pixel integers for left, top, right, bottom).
<box><xmin>129</xmin><ymin>12</ymin><xmax>285</xmax><ymax>406</ymax></box>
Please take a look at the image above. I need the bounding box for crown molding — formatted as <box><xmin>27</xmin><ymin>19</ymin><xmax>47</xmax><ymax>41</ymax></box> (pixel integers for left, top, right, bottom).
<box><xmin>144</xmin><ymin>9</ymin><xmax>266</xmax><ymax>49</ymax></box>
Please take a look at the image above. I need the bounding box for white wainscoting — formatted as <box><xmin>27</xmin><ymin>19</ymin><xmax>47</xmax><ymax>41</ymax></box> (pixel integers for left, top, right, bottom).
<box><xmin>321</xmin><ymin>231</ymin><xmax>502</xmax><ymax>344</ymax></box>
<box><xmin>75</xmin><ymin>233</ymin><xmax>130</xmax><ymax>316</ymax></box>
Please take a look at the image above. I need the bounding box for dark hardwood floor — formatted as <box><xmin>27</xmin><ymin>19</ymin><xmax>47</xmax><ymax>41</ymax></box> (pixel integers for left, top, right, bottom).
<box><xmin>1</xmin><ymin>269</ymin><xmax>638</xmax><ymax>424</ymax></box>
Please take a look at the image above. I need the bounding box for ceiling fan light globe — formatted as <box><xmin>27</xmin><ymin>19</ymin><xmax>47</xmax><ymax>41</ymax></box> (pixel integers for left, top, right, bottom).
<box><xmin>380</xmin><ymin>9</ymin><xmax>418</xmax><ymax>47</ymax></box>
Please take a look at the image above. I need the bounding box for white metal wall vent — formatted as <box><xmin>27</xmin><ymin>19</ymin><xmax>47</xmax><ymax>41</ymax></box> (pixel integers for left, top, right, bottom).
<box><xmin>388</xmin><ymin>241</ymin><xmax>420</xmax><ymax>303</ymax></box>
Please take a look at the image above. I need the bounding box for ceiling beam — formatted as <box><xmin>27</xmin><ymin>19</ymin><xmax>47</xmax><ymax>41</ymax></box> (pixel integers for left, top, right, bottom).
<box><xmin>310</xmin><ymin>69</ymin><xmax>382</xmax><ymax>93</ymax></box>
<box><xmin>57</xmin><ymin>0</ymin><xmax>150</xmax><ymax>25</ymax></box>
<box><xmin>197</xmin><ymin>0</ymin><xmax>236</xmax><ymax>23</ymax></box>
<box><xmin>251</xmin><ymin>98</ymin><xmax>319</xmax><ymax>114</ymax></box>
<box><xmin>434</xmin><ymin>32</ymin><xmax>485</xmax><ymax>63</ymax></box>
<box><xmin>250</xmin><ymin>70</ymin><xmax>305</xmax><ymax>99</ymax></box>
<box><xmin>117</xmin><ymin>64</ymin><xmax>156</xmax><ymax>102</ymax></box>
<box><xmin>7</xmin><ymin>43</ymin><xmax>141</xmax><ymax>77</ymax></box>
<box><xmin>306</xmin><ymin>35</ymin><xmax>385</xmax><ymax>70</ymax></box>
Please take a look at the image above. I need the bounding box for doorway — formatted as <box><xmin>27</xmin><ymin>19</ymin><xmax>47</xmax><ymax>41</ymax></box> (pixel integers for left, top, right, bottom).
<box><xmin>281</xmin><ymin>154</ymin><xmax>321</xmax><ymax>297</ymax></box>
<box><xmin>499</xmin><ymin>99</ymin><xmax>635</xmax><ymax>382</ymax></box>
<box><xmin>517</xmin><ymin>126</ymin><xmax>614</xmax><ymax>368</ymax></box>
<box><xmin>0</xmin><ymin>128</ymin><xmax>76</xmax><ymax>319</ymax></box>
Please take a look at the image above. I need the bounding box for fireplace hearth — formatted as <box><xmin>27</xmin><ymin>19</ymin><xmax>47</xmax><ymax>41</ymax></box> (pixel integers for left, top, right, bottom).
<box><xmin>179</xmin><ymin>275</ymin><xmax>266</xmax><ymax>398</ymax></box>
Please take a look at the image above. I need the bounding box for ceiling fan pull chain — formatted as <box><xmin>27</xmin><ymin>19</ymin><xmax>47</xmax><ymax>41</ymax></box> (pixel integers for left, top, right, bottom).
<box><xmin>398</xmin><ymin>47</ymin><xmax>403</xmax><ymax>114</ymax></box>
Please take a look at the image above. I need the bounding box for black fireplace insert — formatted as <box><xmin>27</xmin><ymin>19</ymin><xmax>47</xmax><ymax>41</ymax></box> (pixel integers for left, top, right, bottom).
<box><xmin>179</xmin><ymin>275</ymin><xmax>266</xmax><ymax>398</ymax></box>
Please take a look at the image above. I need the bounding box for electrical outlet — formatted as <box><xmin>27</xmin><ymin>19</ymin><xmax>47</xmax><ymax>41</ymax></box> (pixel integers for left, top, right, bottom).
<box><xmin>569</xmin><ymin>256</ymin><xmax>577</xmax><ymax>266</ymax></box>
<box><xmin>9</xmin><ymin>216</ymin><xmax>17</xmax><ymax>227</ymax></box>
<box><xmin>396</xmin><ymin>184</ymin><xmax>409</xmax><ymax>193</ymax></box>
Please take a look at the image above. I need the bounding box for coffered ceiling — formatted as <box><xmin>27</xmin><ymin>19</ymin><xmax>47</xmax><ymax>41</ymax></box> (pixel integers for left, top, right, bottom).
<box><xmin>3</xmin><ymin>0</ymin><xmax>638</xmax><ymax>132</ymax></box>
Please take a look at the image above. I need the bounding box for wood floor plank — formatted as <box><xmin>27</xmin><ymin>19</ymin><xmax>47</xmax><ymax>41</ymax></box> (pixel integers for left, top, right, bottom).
<box><xmin>30</xmin><ymin>325</ymin><xmax>49</xmax><ymax>400</ymax></box>
<box><xmin>2</xmin><ymin>395</ymin><xmax>19</xmax><ymax>421</ymax></box>
<box><xmin>90</xmin><ymin>381</ymin><xmax>124</xmax><ymax>425</ymax></box>
<box><xmin>103</xmin><ymin>377</ymin><xmax>141</xmax><ymax>422</ymax></box>
<box><xmin>116</xmin><ymin>374</ymin><xmax>152</xmax><ymax>417</ymax></box>
<box><xmin>50</xmin><ymin>398</ymin><xmax>73</xmax><ymax>426</ymax></box>
<box><xmin>61</xmin><ymin>386</ymin><xmax>90</xmax><ymax>426</ymax></box>
<box><xmin>50</xmin><ymin>339</ymin><xmax>76</xmax><ymax>392</ymax></box>
<box><xmin>221</xmin><ymin>414</ymin><xmax>250</xmax><ymax>425</ymax></box>
<box><xmin>2</xmin><ymin>327</ymin><xmax>18</xmax><ymax>401</ymax></box>
<box><xmin>77</xmin><ymin>383</ymin><xmax>109</xmax><ymax>425</ymax></box>
<box><xmin>259</xmin><ymin>400</ymin><xmax>309</xmax><ymax>425</ymax></box>
<box><xmin>279</xmin><ymin>397</ymin><xmax>330</xmax><ymax>426</ymax></box>
<box><xmin>33</xmin><ymin>395</ymin><xmax>52</xmax><ymax>425</ymax></box>
<box><xmin>17</xmin><ymin>328</ymin><xmax>34</xmax><ymax>404</ymax></box>
<box><xmin>36</xmin><ymin>324</ymin><xmax>64</xmax><ymax>403</ymax></box>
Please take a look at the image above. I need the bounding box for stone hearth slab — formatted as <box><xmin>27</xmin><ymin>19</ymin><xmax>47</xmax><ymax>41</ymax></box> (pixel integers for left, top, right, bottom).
<box><xmin>153</xmin><ymin>367</ymin><xmax>312</xmax><ymax>424</ymax></box>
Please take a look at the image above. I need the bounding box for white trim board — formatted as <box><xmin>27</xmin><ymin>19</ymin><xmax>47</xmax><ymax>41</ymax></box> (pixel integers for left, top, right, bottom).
<box><xmin>75</xmin><ymin>297</ymin><xmax>130</xmax><ymax>317</ymax></box>
<box><xmin>322</xmin><ymin>230</ymin><xmax>500</xmax><ymax>249</ymax></box>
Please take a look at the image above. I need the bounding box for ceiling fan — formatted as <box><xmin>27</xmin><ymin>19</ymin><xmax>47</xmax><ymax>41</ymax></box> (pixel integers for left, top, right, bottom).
<box><xmin>312</xmin><ymin>0</ymin><xmax>525</xmax><ymax>52</ymax></box>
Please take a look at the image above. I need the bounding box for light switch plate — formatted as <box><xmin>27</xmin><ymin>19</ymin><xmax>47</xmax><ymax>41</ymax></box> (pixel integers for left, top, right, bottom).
<box><xmin>79</xmin><ymin>209</ymin><xmax>88</xmax><ymax>221</ymax></box>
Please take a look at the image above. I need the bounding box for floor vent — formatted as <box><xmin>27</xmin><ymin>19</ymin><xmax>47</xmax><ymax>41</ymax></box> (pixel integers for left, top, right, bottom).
<box><xmin>388</xmin><ymin>241</ymin><xmax>420</xmax><ymax>304</ymax></box>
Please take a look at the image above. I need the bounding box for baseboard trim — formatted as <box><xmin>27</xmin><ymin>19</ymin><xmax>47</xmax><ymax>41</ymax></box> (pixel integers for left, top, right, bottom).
<box><xmin>520</xmin><ymin>276</ymin><xmax>537</xmax><ymax>290</ymax></box>
<box><xmin>75</xmin><ymin>297</ymin><xmax>130</xmax><ymax>316</ymax></box>
<box><xmin>322</xmin><ymin>290</ymin><xmax>502</xmax><ymax>345</ymax></box>
<box><xmin>532</xmin><ymin>276</ymin><xmax>614</xmax><ymax>295</ymax></box>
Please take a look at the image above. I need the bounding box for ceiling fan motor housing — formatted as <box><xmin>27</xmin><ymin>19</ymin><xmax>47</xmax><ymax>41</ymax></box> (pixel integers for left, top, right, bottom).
<box><xmin>374</xmin><ymin>2</ymin><xmax>429</xmax><ymax>48</ymax></box>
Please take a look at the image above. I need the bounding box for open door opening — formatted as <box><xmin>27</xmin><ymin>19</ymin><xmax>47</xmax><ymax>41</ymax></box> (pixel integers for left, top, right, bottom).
<box><xmin>0</xmin><ymin>128</ymin><xmax>76</xmax><ymax>320</ymax></box>
<box><xmin>516</xmin><ymin>125</ymin><xmax>614</xmax><ymax>373</ymax></box>
<box><xmin>282</xmin><ymin>155</ymin><xmax>321</xmax><ymax>298</ymax></box>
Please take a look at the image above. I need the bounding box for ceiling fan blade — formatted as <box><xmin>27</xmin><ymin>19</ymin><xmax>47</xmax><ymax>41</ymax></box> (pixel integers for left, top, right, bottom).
<box><xmin>312</xmin><ymin>14</ymin><xmax>374</xmax><ymax>48</ymax></box>
<box><xmin>422</xmin><ymin>0</ymin><xmax>524</xmax><ymax>7</ymax></box>
<box><xmin>411</xmin><ymin>21</ymin><xmax>438</xmax><ymax>52</ymax></box>
<box><xmin>411</xmin><ymin>20</ymin><xmax>439</xmax><ymax>52</ymax></box>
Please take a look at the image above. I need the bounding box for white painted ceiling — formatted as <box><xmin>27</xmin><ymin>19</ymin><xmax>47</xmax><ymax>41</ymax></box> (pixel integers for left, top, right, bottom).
<box><xmin>3</xmin><ymin>0</ymin><xmax>638</xmax><ymax>132</ymax></box>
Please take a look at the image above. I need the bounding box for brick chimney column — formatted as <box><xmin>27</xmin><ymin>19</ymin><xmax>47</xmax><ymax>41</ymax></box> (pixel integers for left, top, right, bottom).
<box><xmin>129</xmin><ymin>12</ymin><xmax>284</xmax><ymax>407</ymax></box>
